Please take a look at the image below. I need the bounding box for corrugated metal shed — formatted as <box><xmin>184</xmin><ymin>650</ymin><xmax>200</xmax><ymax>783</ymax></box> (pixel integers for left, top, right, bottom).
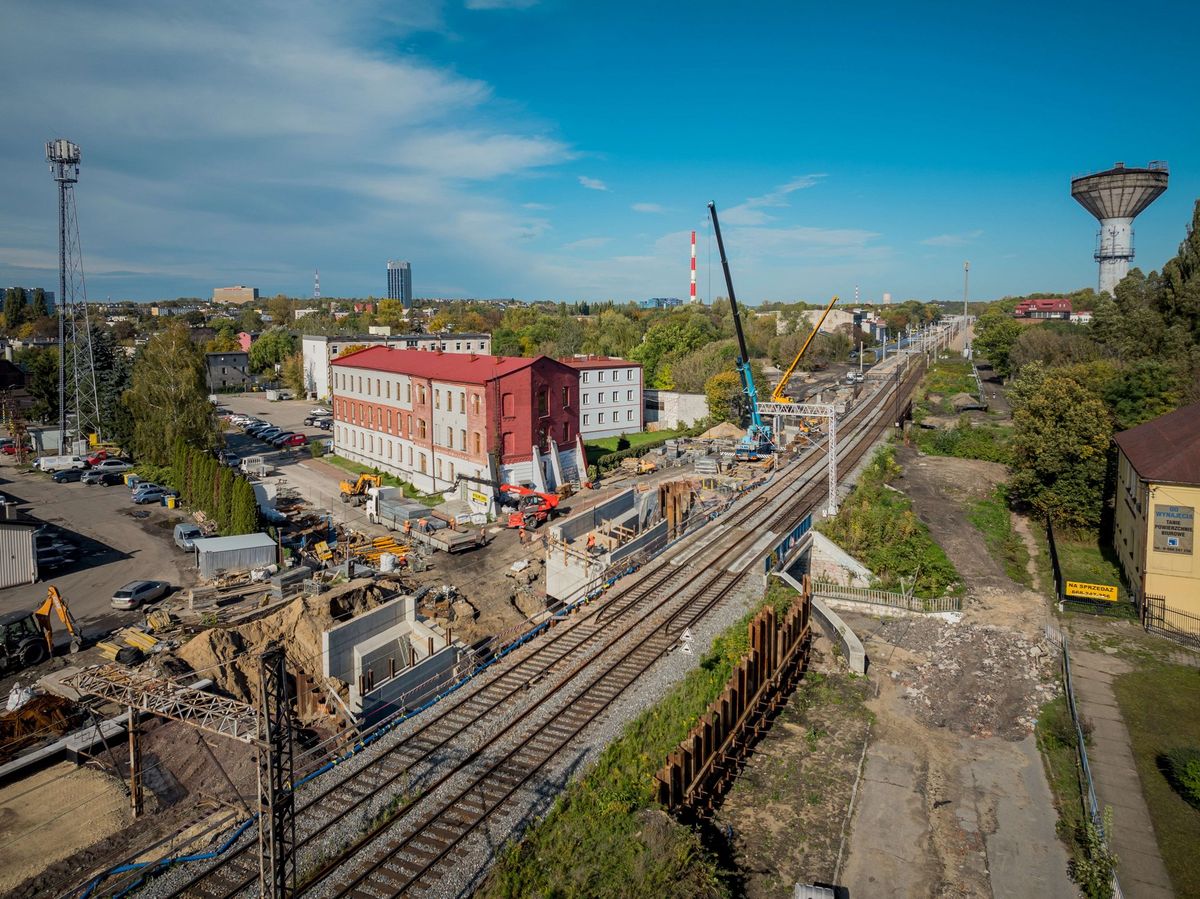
<box><xmin>0</xmin><ymin>521</ymin><xmax>37</xmax><ymax>589</ymax></box>
<box><xmin>193</xmin><ymin>533</ymin><xmax>277</xmax><ymax>579</ymax></box>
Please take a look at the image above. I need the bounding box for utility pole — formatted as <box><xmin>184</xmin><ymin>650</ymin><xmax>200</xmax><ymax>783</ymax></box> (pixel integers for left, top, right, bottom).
<box><xmin>963</xmin><ymin>260</ymin><xmax>970</xmax><ymax>357</ymax></box>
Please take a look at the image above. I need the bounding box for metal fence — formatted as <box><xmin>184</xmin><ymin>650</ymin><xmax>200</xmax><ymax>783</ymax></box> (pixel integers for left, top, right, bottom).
<box><xmin>810</xmin><ymin>580</ymin><xmax>962</xmax><ymax>613</ymax></box>
<box><xmin>1143</xmin><ymin>594</ymin><xmax>1200</xmax><ymax>649</ymax></box>
<box><xmin>1060</xmin><ymin>632</ymin><xmax>1124</xmax><ymax>899</ymax></box>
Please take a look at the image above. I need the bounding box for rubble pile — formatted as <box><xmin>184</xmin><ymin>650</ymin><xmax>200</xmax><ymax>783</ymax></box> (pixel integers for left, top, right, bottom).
<box><xmin>879</xmin><ymin>619</ymin><xmax>1060</xmax><ymax>740</ymax></box>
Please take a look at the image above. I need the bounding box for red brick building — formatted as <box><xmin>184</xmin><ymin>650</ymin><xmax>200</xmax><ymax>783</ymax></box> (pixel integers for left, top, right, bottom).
<box><xmin>1013</xmin><ymin>298</ymin><xmax>1072</xmax><ymax>319</ymax></box>
<box><xmin>331</xmin><ymin>347</ymin><xmax>582</xmax><ymax>497</ymax></box>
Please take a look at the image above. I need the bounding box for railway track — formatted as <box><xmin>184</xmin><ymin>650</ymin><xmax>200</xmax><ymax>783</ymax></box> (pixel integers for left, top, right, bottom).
<box><xmin>149</xmin><ymin>357</ymin><xmax>925</xmax><ymax>899</ymax></box>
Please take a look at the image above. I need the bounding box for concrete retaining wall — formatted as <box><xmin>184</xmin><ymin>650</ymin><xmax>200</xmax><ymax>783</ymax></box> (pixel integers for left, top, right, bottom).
<box><xmin>549</xmin><ymin>489</ymin><xmax>636</xmax><ymax>544</ymax></box>
<box><xmin>777</xmin><ymin>570</ymin><xmax>866</xmax><ymax>675</ymax></box>
<box><xmin>322</xmin><ymin>594</ymin><xmax>416</xmax><ymax>683</ymax></box>
<box><xmin>360</xmin><ymin>643</ymin><xmax>462</xmax><ymax>724</ymax></box>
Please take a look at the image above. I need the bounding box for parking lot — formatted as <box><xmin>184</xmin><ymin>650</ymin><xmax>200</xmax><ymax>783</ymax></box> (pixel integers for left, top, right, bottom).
<box><xmin>215</xmin><ymin>392</ymin><xmax>329</xmax><ymax>459</ymax></box>
<box><xmin>0</xmin><ymin>460</ymin><xmax>192</xmax><ymax>647</ymax></box>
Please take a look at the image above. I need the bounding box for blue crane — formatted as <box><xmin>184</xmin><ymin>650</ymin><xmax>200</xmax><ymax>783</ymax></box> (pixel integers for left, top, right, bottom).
<box><xmin>708</xmin><ymin>201</ymin><xmax>773</xmax><ymax>458</ymax></box>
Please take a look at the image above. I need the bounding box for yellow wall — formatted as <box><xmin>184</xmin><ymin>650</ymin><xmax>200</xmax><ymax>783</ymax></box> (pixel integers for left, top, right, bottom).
<box><xmin>1113</xmin><ymin>447</ymin><xmax>1200</xmax><ymax>616</ymax></box>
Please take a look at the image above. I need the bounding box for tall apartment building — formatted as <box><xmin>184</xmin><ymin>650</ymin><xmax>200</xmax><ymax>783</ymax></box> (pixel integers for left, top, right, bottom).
<box><xmin>212</xmin><ymin>285</ymin><xmax>259</xmax><ymax>305</ymax></box>
<box><xmin>331</xmin><ymin>347</ymin><xmax>582</xmax><ymax>498</ymax></box>
<box><xmin>559</xmin><ymin>356</ymin><xmax>643</xmax><ymax>440</ymax></box>
<box><xmin>301</xmin><ymin>332</ymin><xmax>491</xmax><ymax>401</ymax></box>
<box><xmin>387</xmin><ymin>261</ymin><xmax>412</xmax><ymax>308</ymax></box>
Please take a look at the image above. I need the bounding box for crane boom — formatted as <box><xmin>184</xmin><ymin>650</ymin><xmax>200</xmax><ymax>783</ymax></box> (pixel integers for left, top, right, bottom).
<box><xmin>771</xmin><ymin>295</ymin><xmax>839</xmax><ymax>402</ymax></box>
<box><xmin>708</xmin><ymin>202</ymin><xmax>772</xmax><ymax>453</ymax></box>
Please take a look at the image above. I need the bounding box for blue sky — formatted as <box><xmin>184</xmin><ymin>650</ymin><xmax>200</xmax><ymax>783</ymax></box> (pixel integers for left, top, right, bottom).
<box><xmin>1</xmin><ymin>0</ymin><xmax>1196</xmax><ymax>304</ymax></box>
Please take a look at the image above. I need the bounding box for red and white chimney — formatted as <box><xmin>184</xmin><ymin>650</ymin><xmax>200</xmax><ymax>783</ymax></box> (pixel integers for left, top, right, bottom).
<box><xmin>689</xmin><ymin>230</ymin><xmax>697</xmax><ymax>303</ymax></box>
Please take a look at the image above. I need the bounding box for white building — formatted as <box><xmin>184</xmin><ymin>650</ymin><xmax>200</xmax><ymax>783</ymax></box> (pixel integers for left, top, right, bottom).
<box><xmin>644</xmin><ymin>390</ymin><xmax>708</xmax><ymax>430</ymax></box>
<box><xmin>559</xmin><ymin>356</ymin><xmax>643</xmax><ymax>441</ymax></box>
<box><xmin>301</xmin><ymin>332</ymin><xmax>492</xmax><ymax>401</ymax></box>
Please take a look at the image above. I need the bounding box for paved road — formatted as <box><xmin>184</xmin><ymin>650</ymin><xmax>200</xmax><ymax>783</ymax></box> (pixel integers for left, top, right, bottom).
<box><xmin>0</xmin><ymin>459</ymin><xmax>191</xmax><ymax>651</ymax></box>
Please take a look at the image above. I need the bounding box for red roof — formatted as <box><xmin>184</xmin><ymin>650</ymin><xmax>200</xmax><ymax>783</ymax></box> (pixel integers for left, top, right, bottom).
<box><xmin>557</xmin><ymin>355</ymin><xmax>642</xmax><ymax>370</ymax></box>
<box><xmin>1113</xmin><ymin>402</ymin><xmax>1200</xmax><ymax>485</ymax></box>
<box><xmin>1015</xmin><ymin>298</ymin><xmax>1072</xmax><ymax>312</ymax></box>
<box><xmin>332</xmin><ymin>346</ymin><xmax>551</xmax><ymax>384</ymax></box>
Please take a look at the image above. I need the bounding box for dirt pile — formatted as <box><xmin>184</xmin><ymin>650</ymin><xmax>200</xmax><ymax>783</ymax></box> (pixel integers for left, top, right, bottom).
<box><xmin>700</xmin><ymin>422</ymin><xmax>746</xmax><ymax>440</ymax></box>
<box><xmin>877</xmin><ymin>618</ymin><xmax>1059</xmax><ymax>740</ymax></box>
<box><xmin>175</xmin><ymin>576</ymin><xmax>409</xmax><ymax>704</ymax></box>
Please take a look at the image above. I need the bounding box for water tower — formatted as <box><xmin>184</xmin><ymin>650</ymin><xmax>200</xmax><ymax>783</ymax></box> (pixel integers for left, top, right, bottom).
<box><xmin>1071</xmin><ymin>161</ymin><xmax>1168</xmax><ymax>296</ymax></box>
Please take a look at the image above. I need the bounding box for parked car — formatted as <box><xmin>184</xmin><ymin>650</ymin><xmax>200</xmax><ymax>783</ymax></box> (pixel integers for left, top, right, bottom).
<box><xmin>33</xmin><ymin>454</ymin><xmax>87</xmax><ymax>472</ymax></box>
<box><xmin>131</xmin><ymin>483</ymin><xmax>175</xmax><ymax>504</ymax></box>
<box><xmin>282</xmin><ymin>433</ymin><xmax>308</xmax><ymax>448</ymax></box>
<box><xmin>82</xmin><ymin>469</ymin><xmax>125</xmax><ymax>486</ymax></box>
<box><xmin>304</xmin><ymin>414</ymin><xmax>331</xmax><ymax>427</ymax></box>
<box><xmin>111</xmin><ymin>580</ymin><xmax>170</xmax><ymax>610</ymax></box>
<box><xmin>52</xmin><ymin>468</ymin><xmax>85</xmax><ymax>483</ymax></box>
<box><xmin>84</xmin><ymin>450</ymin><xmax>109</xmax><ymax>466</ymax></box>
<box><xmin>173</xmin><ymin>523</ymin><xmax>203</xmax><ymax>550</ymax></box>
<box><xmin>317</xmin><ymin>419</ymin><xmax>333</xmax><ymax>431</ymax></box>
<box><xmin>268</xmin><ymin>432</ymin><xmax>296</xmax><ymax>447</ymax></box>
<box><xmin>36</xmin><ymin>549</ymin><xmax>74</xmax><ymax>572</ymax></box>
<box><xmin>92</xmin><ymin>458</ymin><xmax>133</xmax><ymax>474</ymax></box>
<box><xmin>217</xmin><ymin>449</ymin><xmax>237</xmax><ymax>466</ymax></box>
<box><xmin>257</xmin><ymin>428</ymin><xmax>283</xmax><ymax>442</ymax></box>
<box><xmin>246</xmin><ymin>424</ymin><xmax>274</xmax><ymax>437</ymax></box>
<box><xmin>1</xmin><ymin>443</ymin><xmax>26</xmax><ymax>455</ymax></box>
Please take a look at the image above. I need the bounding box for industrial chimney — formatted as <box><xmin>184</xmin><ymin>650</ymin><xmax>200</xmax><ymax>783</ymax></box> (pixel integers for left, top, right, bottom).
<box><xmin>1071</xmin><ymin>161</ymin><xmax>1169</xmax><ymax>296</ymax></box>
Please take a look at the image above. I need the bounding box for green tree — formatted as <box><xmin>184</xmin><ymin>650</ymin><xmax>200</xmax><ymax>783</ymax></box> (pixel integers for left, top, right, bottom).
<box><xmin>973</xmin><ymin>307</ymin><xmax>1022</xmax><ymax>378</ymax></box>
<box><xmin>705</xmin><ymin>370</ymin><xmax>742</xmax><ymax>423</ymax></box>
<box><xmin>1009</xmin><ymin>376</ymin><xmax>1112</xmax><ymax>530</ymax></box>
<box><xmin>282</xmin><ymin>350</ymin><xmax>306</xmax><ymax>397</ymax></box>
<box><xmin>239</xmin><ymin>307</ymin><xmax>264</xmax><ymax>332</ymax></box>
<box><xmin>1103</xmin><ymin>359</ymin><xmax>1182</xmax><ymax>430</ymax></box>
<box><xmin>91</xmin><ymin>326</ymin><xmax>134</xmax><ymax>449</ymax></box>
<box><xmin>29</xmin><ymin>288</ymin><xmax>48</xmax><ymax>319</ymax></box>
<box><xmin>15</xmin><ymin>347</ymin><xmax>59</xmax><ymax>423</ymax></box>
<box><xmin>216</xmin><ymin>466</ymin><xmax>235</xmax><ymax>531</ymax></box>
<box><xmin>267</xmin><ymin>294</ymin><xmax>294</xmax><ymax>325</ymax></box>
<box><xmin>3</xmin><ymin>287</ymin><xmax>27</xmax><ymax>332</ymax></box>
<box><xmin>248</xmin><ymin>328</ymin><xmax>296</xmax><ymax>373</ymax></box>
<box><xmin>124</xmin><ymin>322</ymin><xmax>216</xmax><ymax>465</ymax></box>
<box><xmin>230</xmin><ymin>477</ymin><xmax>259</xmax><ymax>534</ymax></box>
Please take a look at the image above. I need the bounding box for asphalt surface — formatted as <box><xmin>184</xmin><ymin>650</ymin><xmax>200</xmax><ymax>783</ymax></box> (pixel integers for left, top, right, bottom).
<box><xmin>0</xmin><ymin>458</ymin><xmax>192</xmax><ymax>657</ymax></box>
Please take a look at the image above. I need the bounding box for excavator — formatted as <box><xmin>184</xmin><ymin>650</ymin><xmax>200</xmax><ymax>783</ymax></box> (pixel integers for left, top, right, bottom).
<box><xmin>0</xmin><ymin>586</ymin><xmax>81</xmax><ymax>673</ymax></box>
<box><xmin>339</xmin><ymin>472</ymin><xmax>383</xmax><ymax>506</ymax></box>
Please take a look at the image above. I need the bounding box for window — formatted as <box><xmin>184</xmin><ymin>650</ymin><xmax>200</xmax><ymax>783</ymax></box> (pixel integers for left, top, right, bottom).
<box><xmin>455</xmin><ymin>342</ymin><xmax>461</xmax><ymax>351</ymax></box>
<box><xmin>419</xmin><ymin>453</ymin><xmax>427</xmax><ymax>473</ymax></box>
<box><xmin>598</xmin><ymin>370</ymin><xmax>605</xmax><ymax>382</ymax></box>
<box><xmin>502</xmin><ymin>393</ymin><xmax>515</xmax><ymax>417</ymax></box>
<box><xmin>406</xmin><ymin>382</ymin><xmax>411</xmax><ymax>403</ymax></box>
<box><xmin>407</xmin><ymin>446</ymin><xmax>412</xmax><ymax>465</ymax></box>
<box><xmin>386</xmin><ymin>381</ymin><xmax>391</xmax><ymax>399</ymax></box>
<box><xmin>502</xmin><ymin>431</ymin><xmax>515</xmax><ymax>454</ymax></box>
<box><xmin>582</xmin><ymin>371</ymin><xmax>590</xmax><ymax>384</ymax></box>
<box><xmin>446</xmin><ymin>428</ymin><xmax>453</xmax><ymax>449</ymax></box>
<box><xmin>417</xmin><ymin>419</ymin><xmax>426</xmax><ymax>439</ymax></box>
<box><xmin>473</xmin><ymin>432</ymin><xmax>481</xmax><ymax>455</ymax></box>
<box><xmin>459</xmin><ymin>393</ymin><xmax>465</xmax><ymax>414</ymax></box>
<box><xmin>357</xmin><ymin>376</ymin><xmax>362</xmax><ymax>393</ymax></box>
<box><xmin>418</xmin><ymin>385</ymin><xmax>426</xmax><ymax>404</ymax></box>
<box><xmin>626</xmin><ymin>390</ymin><xmax>633</xmax><ymax>402</ymax></box>
<box><xmin>598</xmin><ymin>412</ymin><xmax>605</xmax><ymax>424</ymax></box>
<box><xmin>434</xmin><ymin>389</ymin><xmax>440</xmax><ymax>410</ymax></box>
<box><xmin>388</xmin><ymin>409</ymin><xmax>393</xmax><ymax>431</ymax></box>
<box><xmin>388</xmin><ymin>441</ymin><xmax>393</xmax><ymax>459</ymax></box>
<box><xmin>461</xmin><ymin>428</ymin><xmax>466</xmax><ymax>450</ymax></box>
<box><xmin>612</xmin><ymin>391</ymin><xmax>618</xmax><ymax>403</ymax></box>
<box><xmin>627</xmin><ymin>369</ymin><xmax>634</xmax><ymax>381</ymax></box>
<box><xmin>561</xmin><ymin>386</ymin><xmax>571</xmax><ymax>408</ymax></box>
<box><xmin>583</xmin><ymin>413</ymin><xmax>590</xmax><ymax>425</ymax></box>
<box><xmin>562</xmin><ymin>422</ymin><xmax>569</xmax><ymax>442</ymax></box>
<box><xmin>437</xmin><ymin>459</ymin><xmax>443</xmax><ymax>479</ymax></box>
<box><xmin>583</xmin><ymin>393</ymin><xmax>590</xmax><ymax>405</ymax></box>
<box><xmin>406</xmin><ymin>413</ymin><xmax>412</xmax><ymax>436</ymax></box>
<box><xmin>627</xmin><ymin>410</ymin><xmax>633</xmax><ymax>421</ymax></box>
<box><xmin>375</xmin><ymin>378</ymin><xmax>380</xmax><ymax>395</ymax></box>
<box><xmin>472</xmin><ymin>393</ymin><xmax>480</xmax><ymax>414</ymax></box>
<box><xmin>537</xmin><ymin>389</ymin><xmax>548</xmax><ymax>417</ymax></box>
<box><xmin>448</xmin><ymin>462</ymin><xmax>455</xmax><ymax>481</ymax></box>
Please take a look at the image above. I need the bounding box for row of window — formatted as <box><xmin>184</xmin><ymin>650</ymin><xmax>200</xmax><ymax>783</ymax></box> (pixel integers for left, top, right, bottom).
<box><xmin>582</xmin><ymin>389</ymin><xmax>635</xmax><ymax>406</ymax></box>
<box><xmin>337</xmin><ymin>427</ymin><xmax>458</xmax><ymax>483</ymax></box>
<box><xmin>582</xmin><ymin>410</ymin><xmax>636</xmax><ymax>426</ymax></box>
<box><xmin>337</xmin><ymin>399</ymin><xmax>485</xmax><ymax>455</ymax></box>
<box><xmin>580</xmin><ymin>368</ymin><xmax>636</xmax><ymax>384</ymax></box>
<box><xmin>329</xmin><ymin>340</ymin><xmax>488</xmax><ymax>356</ymax></box>
<box><xmin>334</xmin><ymin>371</ymin><xmax>485</xmax><ymax>415</ymax></box>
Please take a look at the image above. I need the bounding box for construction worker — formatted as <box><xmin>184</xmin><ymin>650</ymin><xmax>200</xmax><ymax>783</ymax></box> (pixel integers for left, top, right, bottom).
<box><xmin>519</xmin><ymin>524</ymin><xmax>528</xmax><ymax>545</ymax></box>
<box><xmin>586</xmin><ymin>532</ymin><xmax>597</xmax><ymax>554</ymax></box>
<box><xmin>403</xmin><ymin>519</ymin><xmax>412</xmax><ymax>536</ymax></box>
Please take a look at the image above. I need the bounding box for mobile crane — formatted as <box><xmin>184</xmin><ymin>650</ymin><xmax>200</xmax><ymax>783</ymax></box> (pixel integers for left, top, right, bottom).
<box><xmin>771</xmin><ymin>295</ymin><xmax>840</xmax><ymax>403</ymax></box>
<box><xmin>708</xmin><ymin>201</ymin><xmax>773</xmax><ymax>459</ymax></box>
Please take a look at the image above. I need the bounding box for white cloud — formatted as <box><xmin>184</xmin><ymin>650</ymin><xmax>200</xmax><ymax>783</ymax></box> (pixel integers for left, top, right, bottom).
<box><xmin>465</xmin><ymin>0</ymin><xmax>538</xmax><ymax>8</ymax></box>
<box><xmin>563</xmin><ymin>237</ymin><xmax>611</xmax><ymax>250</ymax></box>
<box><xmin>578</xmin><ymin>176</ymin><xmax>609</xmax><ymax>192</ymax></box>
<box><xmin>921</xmin><ymin>230</ymin><xmax>984</xmax><ymax>247</ymax></box>
<box><xmin>720</xmin><ymin>175</ymin><xmax>826</xmax><ymax>225</ymax></box>
<box><xmin>632</xmin><ymin>202</ymin><xmax>665</xmax><ymax>213</ymax></box>
<box><xmin>522</xmin><ymin>202</ymin><xmax>551</xmax><ymax>210</ymax></box>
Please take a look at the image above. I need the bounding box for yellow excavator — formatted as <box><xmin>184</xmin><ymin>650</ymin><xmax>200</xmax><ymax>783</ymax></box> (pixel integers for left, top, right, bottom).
<box><xmin>1</xmin><ymin>586</ymin><xmax>81</xmax><ymax>673</ymax></box>
<box><xmin>771</xmin><ymin>295</ymin><xmax>839</xmax><ymax>403</ymax></box>
<box><xmin>339</xmin><ymin>472</ymin><xmax>383</xmax><ymax>506</ymax></box>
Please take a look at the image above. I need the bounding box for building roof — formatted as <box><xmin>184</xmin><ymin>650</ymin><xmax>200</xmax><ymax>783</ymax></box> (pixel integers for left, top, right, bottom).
<box><xmin>558</xmin><ymin>355</ymin><xmax>642</xmax><ymax>370</ymax></box>
<box><xmin>192</xmin><ymin>533</ymin><xmax>277</xmax><ymax>554</ymax></box>
<box><xmin>303</xmin><ymin>332</ymin><xmax>488</xmax><ymax>343</ymax></box>
<box><xmin>332</xmin><ymin>345</ymin><xmax>572</xmax><ymax>384</ymax></box>
<box><xmin>1113</xmin><ymin>402</ymin><xmax>1200</xmax><ymax>485</ymax></box>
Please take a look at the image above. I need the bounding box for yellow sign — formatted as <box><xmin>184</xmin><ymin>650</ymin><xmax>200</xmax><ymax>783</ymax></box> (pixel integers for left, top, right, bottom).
<box><xmin>469</xmin><ymin>490</ymin><xmax>490</xmax><ymax>506</ymax></box>
<box><xmin>1065</xmin><ymin>581</ymin><xmax>1118</xmax><ymax>602</ymax></box>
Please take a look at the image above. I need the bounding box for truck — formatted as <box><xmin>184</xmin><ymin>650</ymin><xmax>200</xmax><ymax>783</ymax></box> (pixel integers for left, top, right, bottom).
<box><xmin>33</xmin><ymin>454</ymin><xmax>87</xmax><ymax>472</ymax></box>
<box><xmin>366</xmin><ymin>487</ymin><xmax>486</xmax><ymax>553</ymax></box>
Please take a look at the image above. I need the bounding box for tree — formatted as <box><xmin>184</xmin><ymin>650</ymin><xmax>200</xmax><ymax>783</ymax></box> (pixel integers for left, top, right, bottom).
<box><xmin>239</xmin><ymin>307</ymin><xmax>264</xmax><ymax>332</ymax></box>
<box><xmin>230</xmin><ymin>478</ymin><xmax>259</xmax><ymax>534</ymax></box>
<box><xmin>267</xmin><ymin>294</ymin><xmax>294</xmax><ymax>325</ymax></box>
<box><xmin>248</xmin><ymin>328</ymin><xmax>296</xmax><ymax>373</ymax></box>
<box><xmin>1103</xmin><ymin>359</ymin><xmax>1182</xmax><ymax>431</ymax></box>
<box><xmin>973</xmin><ymin>307</ymin><xmax>1022</xmax><ymax>378</ymax></box>
<box><xmin>124</xmin><ymin>322</ymin><xmax>216</xmax><ymax>465</ymax></box>
<box><xmin>90</xmin><ymin>326</ymin><xmax>134</xmax><ymax>449</ymax></box>
<box><xmin>282</xmin><ymin>350</ymin><xmax>305</xmax><ymax>397</ymax></box>
<box><xmin>3</xmin><ymin>288</ymin><xmax>27</xmax><ymax>332</ymax></box>
<box><xmin>17</xmin><ymin>347</ymin><xmax>59</xmax><ymax>423</ymax></box>
<box><xmin>29</xmin><ymin>288</ymin><xmax>48</xmax><ymax>319</ymax></box>
<box><xmin>705</xmin><ymin>370</ymin><xmax>742</xmax><ymax>423</ymax></box>
<box><xmin>1009</xmin><ymin>376</ymin><xmax>1112</xmax><ymax>530</ymax></box>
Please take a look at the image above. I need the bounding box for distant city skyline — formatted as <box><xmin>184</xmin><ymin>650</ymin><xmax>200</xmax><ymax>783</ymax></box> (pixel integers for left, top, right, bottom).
<box><xmin>0</xmin><ymin>1</ymin><xmax>1196</xmax><ymax>304</ymax></box>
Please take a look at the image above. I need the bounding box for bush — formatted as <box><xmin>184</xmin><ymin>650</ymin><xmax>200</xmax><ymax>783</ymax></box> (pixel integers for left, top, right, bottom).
<box><xmin>616</xmin><ymin>435</ymin><xmax>631</xmax><ymax>451</ymax></box>
<box><xmin>1161</xmin><ymin>747</ymin><xmax>1200</xmax><ymax>809</ymax></box>
<box><xmin>309</xmin><ymin>439</ymin><xmax>325</xmax><ymax>458</ymax></box>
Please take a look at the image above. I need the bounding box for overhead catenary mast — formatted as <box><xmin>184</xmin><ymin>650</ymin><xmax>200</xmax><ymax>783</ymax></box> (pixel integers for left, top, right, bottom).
<box><xmin>46</xmin><ymin>139</ymin><xmax>101</xmax><ymax>452</ymax></box>
<box><xmin>314</xmin><ymin>269</ymin><xmax>320</xmax><ymax>300</ymax></box>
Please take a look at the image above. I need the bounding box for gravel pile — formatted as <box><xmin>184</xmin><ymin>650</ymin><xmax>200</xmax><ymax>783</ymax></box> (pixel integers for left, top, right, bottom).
<box><xmin>877</xmin><ymin>618</ymin><xmax>1060</xmax><ymax>740</ymax></box>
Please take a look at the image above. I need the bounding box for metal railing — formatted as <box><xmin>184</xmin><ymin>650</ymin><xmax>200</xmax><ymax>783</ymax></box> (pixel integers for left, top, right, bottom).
<box><xmin>810</xmin><ymin>580</ymin><xmax>962</xmax><ymax>613</ymax></box>
<box><xmin>1060</xmin><ymin>633</ymin><xmax>1124</xmax><ymax>899</ymax></box>
<box><xmin>1143</xmin><ymin>594</ymin><xmax>1200</xmax><ymax>649</ymax></box>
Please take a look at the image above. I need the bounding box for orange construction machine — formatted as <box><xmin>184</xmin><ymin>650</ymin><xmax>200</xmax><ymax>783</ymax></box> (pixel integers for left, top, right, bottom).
<box><xmin>500</xmin><ymin>483</ymin><xmax>561</xmax><ymax>529</ymax></box>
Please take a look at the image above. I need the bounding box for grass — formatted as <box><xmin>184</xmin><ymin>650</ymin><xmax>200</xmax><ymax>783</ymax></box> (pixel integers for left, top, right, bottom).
<box><xmin>817</xmin><ymin>447</ymin><xmax>963</xmax><ymax>598</ymax></box>
<box><xmin>913</xmin><ymin>359</ymin><xmax>980</xmax><ymax>419</ymax></box>
<box><xmin>912</xmin><ymin>420</ymin><xmax>1014</xmax><ymax>464</ymax></box>
<box><xmin>323</xmin><ymin>453</ymin><xmax>442</xmax><ymax>506</ymax></box>
<box><xmin>584</xmin><ymin>428</ymin><xmax>689</xmax><ymax>466</ymax></box>
<box><xmin>479</xmin><ymin>579</ymin><xmax>804</xmax><ymax>899</ymax></box>
<box><xmin>1035</xmin><ymin>695</ymin><xmax>1092</xmax><ymax>885</ymax></box>
<box><xmin>1113</xmin><ymin>663</ymin><xmax>1200</xmax><ymax>898</ymax></box>
<box><xmin>968</xmin><ymin>486</ymin><xmax>1032</xmax><ymax>587</ymax></box>
<box><xmin>1055</xmin><ymin>529</ymin><xmax>1130</xmax><ymax>606</ymax></box>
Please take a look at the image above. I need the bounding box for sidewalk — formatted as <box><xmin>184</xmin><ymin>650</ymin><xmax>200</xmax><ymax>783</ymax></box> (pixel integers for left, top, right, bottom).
<box><xmin>1069</xmin><ymin>649</ymin><xmax>1174</xmax><ymax>898</ymax></box>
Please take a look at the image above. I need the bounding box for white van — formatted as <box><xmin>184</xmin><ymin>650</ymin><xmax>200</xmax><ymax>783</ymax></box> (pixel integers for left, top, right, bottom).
<box><xmin>34</xmin><ymin>455</ymin><xmax>87</xmax><ymax>472</ymax></box>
